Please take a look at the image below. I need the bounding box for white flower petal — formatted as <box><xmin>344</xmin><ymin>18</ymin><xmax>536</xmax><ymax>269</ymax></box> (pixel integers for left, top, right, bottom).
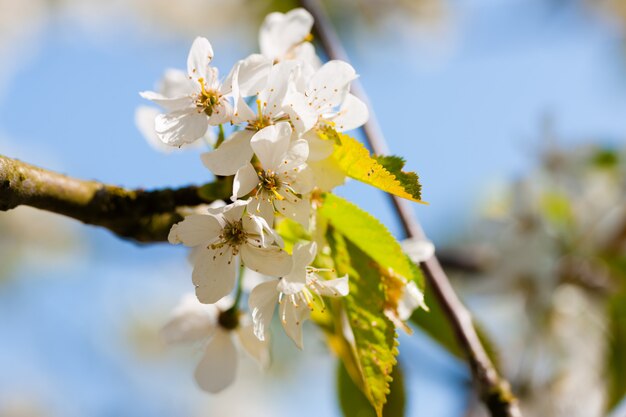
<box><xmin>248</xmin><ymin>198</ymin><xmax>275</xmax><ymax>227</ymax></box>
<box><xmin>283</xmin><ymin>88</ymin><xmax>318</xmax><ymax>135</ymax></box>
<box><xmin>277</xmin><ymin>278</ymin><xmax>306</xmax><ymax>295</ymax></box>
<box><xmin>135</xmin><ymin>106</ymin><xmax>173</xmax><ymax>153</ymax></box>
<box><xmin>155</xmin><ymin>109</ymin><xmax>209</xmax><ymax>146</ymax></box>
<box><xmin>224</xmin><ymin>54</ymin><xmax>272</xmax><ymax>97</ymax></box>
<box><xmin>194</xmin><ymin>329</ymin><xmax>237</xmax><ymax>393</ymax></box>
<box><xmin>168</xmin><ymin>214</ymin><xmax>223</xmax><ymax>246</ymax></box>
<box><xmin>402</xmin><ymin>238</ymin><xmax>436</xmax><ymax>263</ymax></box>
<box><xmin>315</xmin><ymin>275</ymin><xmax>350</xmax><ymax>297</ymax></box>
<box><xmin>279</xmin><ymin>299</ymin><xmax>310</xmax><ymax>349</ymax></box>
<box><xmin>187</xmin><ymin>37</ymin><xmax>214</xmax><ymax>80</ymax></box>
<box><xmin>274</xmin><ymin>196</ymin><xmax>311</xmax><ymax>228</ymax></box>
<box><xmin>201</xmin><ymin>130</ymin><xmax>255</xmax><ymax>176</ymax></box>
<box><xmin>139</xmin><ymin>91</ymin><xmax>193</xmax><ymax>112</ymax></box>
<box><xmin>308</xmin><ymin>60</ymin><xmax>357</xmax><ymax>113</ymax></box>
<box><xmin>221</xmin><ymin>199</ymin><xmax>248</xmax><ymax>224</ymax></box>
<box><xmin>260</xmin><ymin>61</ymin><xmax>300</xmax><ymax>118</ymax></box>
<box><xmin>192</xmin><ymin>248</ymin><xmax>238</xmax><ymax>304</ymax></box>
<box><xmin>242</xmin><ymin>212</ymin><xmax>265</xmax><ymax>242</ymax></box>
<box><xmin>292</xmin><ymin>41</ymin><xmax>322</xmax><ymax>69</ymax></box>
<box><xmin>248</xmin><ymin>279</ymin><xmax>279</xmax><ymax>340</ymax></box>
<box><xmin>159</xmin><ymin>68</ymin><xmax>196</xmax><ymax>97</ymax></box>
<box><xmin>308</xmin><ymin>158</ymin><xmax>346</xmax><ymax>191</ymax></box>
<box><xmin>161</xmin><ymin>294</ymin><xmax>218</xmax><ymax>344</ymax></box>
<box><xmin>227</xmin><ymin>61</ymin><xmax>256</xmax><ymax>124</ymax></box>
<box><xmin>329</xmin><ymin>93</ymin><xmax>369</xmax><ymax>132</ymax></box>
<box><xmin>233</xmin><ymin>163</ymin><xmax>259</xmax><ymax>199</ymax></box>
<box><xmin>259</xmin><ymin>8</ymin><xmax>313</xmax><ymax>61</ymax></box>
<box><xmin>232</xmin><ymin>95</ymin><xmax>257</xmax><ymax>125</ymax></box>
<box><xmin>251</xmin><ymin>122</ymin><xmax>292</xmax><ymax>169</ymax></box>
<box><xmin>241</xmin><ymin>245</ymin><xmax>293</xmax><ymax>277</ymax></box>
<box><xmin>236</xmin><ymin>324</ymin><xmax>270</xmax><ymax>368</ymax></box>
<box><xmin>294</xmin><ymin>241</ymin><xmax>317</xmax><ymax>266</ymax></box>
<box><xmin>284</xmin><ymin>138</ymin><xmax>309</xmax><ymax>168</ymax></box>
<box><xmin>397</xmin><ymin>281</ymin><xmax>426</xmax><ymax>320</ymax></box>
<box><xmin>279</xmin><ymin>242</ymin><xmax>315</xmax><ymax>291</ymax></box>
<box><xmin>302</xmin><ymin>130</ymin><xmax>334</xmax><ymax>161</ymax></box>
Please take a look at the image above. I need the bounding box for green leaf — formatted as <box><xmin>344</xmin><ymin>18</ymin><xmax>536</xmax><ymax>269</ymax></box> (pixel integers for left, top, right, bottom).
<box><xmin>319</xmin><ymin>194</ymin><xmax>414</xmax><ymax>281</ymax></box>
<box><xmin>319</xmin><ymin>128</ymin><xmax>425</xmax><ymax>203</ymax></box>
<box><xmin>327</xmin><ymin>227</ymin><xmax>398</xmax><ymax>417</ymax></box>
<box><xmin>197</xmin><ymin>179</ymin><xmax>232</xmax><ymax>202</ymax></box>
<box><xmin>337</xmin><ymin>359</ymin><xmax>406</xmax><ymax>417</ymax></box>
<box><xmin>374</xmin><ymin>155</ymin><xmax>422</xmax><ymax>202</ymax></box>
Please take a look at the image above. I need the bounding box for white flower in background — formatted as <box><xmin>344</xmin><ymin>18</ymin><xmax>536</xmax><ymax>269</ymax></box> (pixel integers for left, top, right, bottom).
<box><xmin>140</xmin><ymin>37</ymin><xmax>233</xmax><ymax>147</ymax></box>
<box><xmin>161</xmin><ymin>294</ymin><xmax>268</xmax><ymax>393</ymax></box>
<box><xmin>248</xmin><ymin>242</ymin><xmax>348</xmax><ymax>349</ymax></box>
<box><xmin>168</xmin><ymin>200</ymin><xmax>293</xmax><ymax>304</ymax></box>
<box><xmin>234</xmin><ymin>122</ymin><xmax>313</xmax><ymax>227</ymax></box>
<box><xmin>259</xmin><ymin>8</ymin><xmax>320</xmax><ymax>68</ymax></box>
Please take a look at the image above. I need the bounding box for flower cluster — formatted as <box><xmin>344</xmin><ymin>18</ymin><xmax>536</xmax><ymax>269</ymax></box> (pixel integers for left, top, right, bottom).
<box><xmin>139</xmin><ymin>8</ymin><xmax>380</xmax><ymax>393</ymax></box>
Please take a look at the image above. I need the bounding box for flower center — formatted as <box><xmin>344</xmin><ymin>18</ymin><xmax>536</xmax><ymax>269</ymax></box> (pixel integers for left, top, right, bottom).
<box><xmin>196</xmin><ymin>77</ymin><xmax>221</xmax><ymax>116</ymax></box>
<box><xmin>217</xmin><ymin>308</ymin><xmax>240</xmax><ymax>330</ymax></box>
<box><xmin>246</xmin><ymin>100</ymin><xmax>273</xmax><ymax>131</ymax></box>
<box><xmin>222</xmin><ymin>219</ymin><xmax>247</xmax><ymax>247</ymax></box>
<box><xmin>257</xmin><ymin>169</ymin><xmax>285</xmax><ymax>200</ymax></box>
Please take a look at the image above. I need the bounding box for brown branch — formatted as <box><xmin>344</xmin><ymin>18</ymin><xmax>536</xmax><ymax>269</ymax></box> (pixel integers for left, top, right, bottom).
<box><xmin>298</xmin><ymin>1</ymin><xmax>522</xmax><ymax>416</ymax></box>
<box><xmin>0</xmin><ymin>154</ymin><xmax>223</xmax><ymax>242</ymax></box>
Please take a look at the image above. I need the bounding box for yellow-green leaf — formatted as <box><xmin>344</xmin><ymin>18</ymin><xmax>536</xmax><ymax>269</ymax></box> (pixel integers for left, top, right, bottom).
<box><xmin>320</xmin><ymin>129</ymin><xmax>425</xmax><ymax>203</ymax></box>
<box><xmin>337</xmin><ymin>359</ymin><xmax>406</xmax><ymax>417</ymax></box>
<box><xmin>319</xmin><ymin>194</ymin><xmax>414</xmax><ymax>281</ymax></box>
<box><xmin>327</xmin><ymin>226</ymin><xmax>398</xmax><ymax>417</ymax></box>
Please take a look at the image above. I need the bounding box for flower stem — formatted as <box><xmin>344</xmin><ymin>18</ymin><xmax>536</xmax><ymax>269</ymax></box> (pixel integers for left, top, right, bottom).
<box><xmin>215</xmin><ymin>124</ymin><xmax>226</xmax><ymax>148</ymax></box>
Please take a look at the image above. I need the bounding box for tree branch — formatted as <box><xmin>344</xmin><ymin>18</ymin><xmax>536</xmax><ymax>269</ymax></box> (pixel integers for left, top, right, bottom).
<box><xmin>298</xmin><ymin>1</ymin><xmax>522</xmax><ymax>416</ymax></box>
<box><xmin>0</xmin><ymin>154</ymin><xmax>222</xmax><ymax>242</ymax></box>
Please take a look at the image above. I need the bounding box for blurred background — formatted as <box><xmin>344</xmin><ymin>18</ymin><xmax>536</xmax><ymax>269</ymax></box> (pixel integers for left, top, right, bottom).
<box><xmin>0</xmin><ymin>0</ymin><xmax>625</xmax><ymax>416</ymax></box>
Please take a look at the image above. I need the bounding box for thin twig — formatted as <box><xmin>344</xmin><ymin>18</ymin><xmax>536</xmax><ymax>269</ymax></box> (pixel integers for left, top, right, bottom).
<box><xmin>0</xmin><ymin>154</ymin><xmax>222</xmax><ymax>242</ymax></box>
<box><xmin>298</xmin><ymin>1</ymin><xmax>522</xmax><ymax>415</ymax></box>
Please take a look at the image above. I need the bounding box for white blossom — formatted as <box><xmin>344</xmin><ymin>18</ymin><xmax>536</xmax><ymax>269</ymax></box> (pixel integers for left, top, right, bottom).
<box><xmin>140</xmin><ymin>37</ymin><xmax>233</xmax><ymax>147</ymax></box>
<box><xmin>168</xmin><ymin>200</ymin><xmax>292</xmax><ymax>304</ymax></box>
<box><xmin>161</xmin><ymin>294</ymin><xmax>269</xmax><ymax>393</ymax></box>
<box><xmin>248</xmin><ymin>242</ymin><xmax>348</xmax><ymax>349</ymax></box>
<box><xmin>285</xmin><ymin>60</ymin><xmax>368</xmax><ymax>137</ymax></box>
<box><xmin>259</xmin><ymin>8</ymin><xmax>320</xmax><ymax>68</ymax></box>
<box><xmin>201</xmin><ymin>61</ymin><xmax>303</xmax><ymax>177</ymax></box>
<box><xmin>234</xmin><ymin>122</ymin><xmax>313</xmax><ymax>227</ymax></box>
